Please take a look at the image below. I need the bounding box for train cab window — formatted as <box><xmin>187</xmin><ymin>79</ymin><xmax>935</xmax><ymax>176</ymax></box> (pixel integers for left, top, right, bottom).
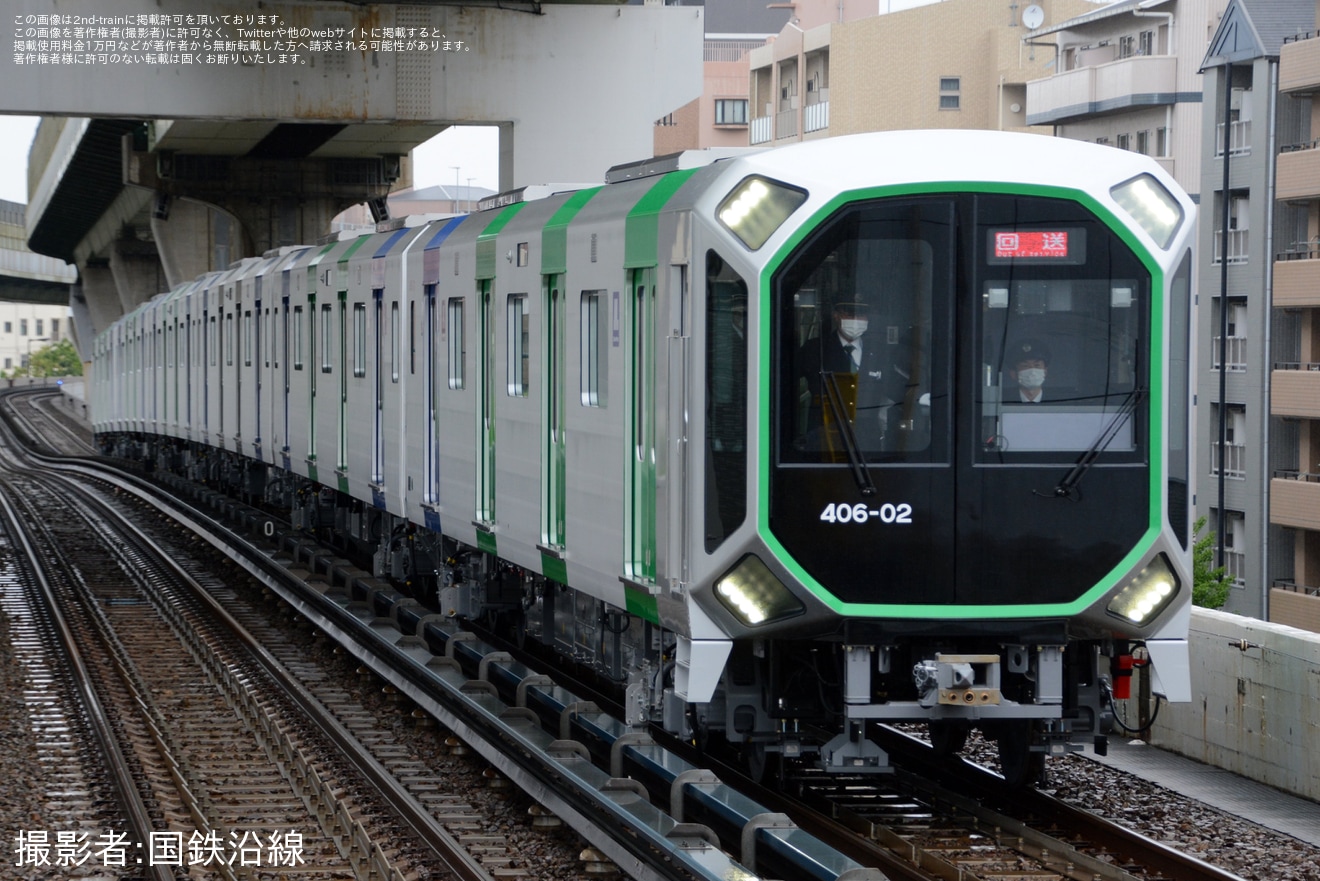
<box><xmin>975</xmin><ymin>196</ymin><xmax>1148</xmax><ymax>462</ymax></box>
<box><xmin>705</xmin><ymin>251</ymin><xmax>749</xmax><ymax>550</ymax></box>
<box><xmin>507</xmin><ymin>294</ymin><xmax>529</xmax><ymax>397</ymax></box>
<box><xmin>775</xmin><ymin>199</ymin><xmax>946</xmax><ymax>465</ymax></box>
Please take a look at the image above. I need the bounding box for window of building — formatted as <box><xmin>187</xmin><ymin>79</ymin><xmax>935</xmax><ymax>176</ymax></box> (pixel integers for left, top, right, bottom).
<box><xmin>1139</xmin><ymin>30</ymin><xmax>1154</xmax><ymax>56</ymax></box>
<box><xmin>1119</xmin><ymin>34</ymin><xmax>1135</xmax><ymax>58</ymax></box>
<box><xmin>35</xmin><ymin>319</ymin><xmax>43</xmax><ymax>336</ymax></box>
<box><xmin>1136</xmin><ymin>130</ymin><xmax>1150</xmax><ymax>154</ymax></box>
<box><xmin>51</xmin><ymin>318</ymin><xmax>58</xmax><ymax>339</ymax></box>
<box><xmin>1116</xmin><ymin>133</ymin><xmax>1130</xmax><ymax>151</ymax></box>
<box><xmin>3</xmin><ymin>322</ymin><xmax>10</xmax><ymax>334</ymax></box>
<box><xmin>939</xmin><ymin>77</ymin><xmax>960</xmax><ymax>110</ymax></box>
<box><xmin>1096</xmin><ymin>136</ymin><xmax>1111</xmax><ymax>146</ymax></box>
<box><xmin>715</xmin><ymin>98</ymin><xmax>749</xmax><ymax>125</ymax></box>
<box><xmin>2</xmin><ymin>358</ymin><xmax>9</xmax><ymax>369</ymax></box>
<box><xmin>19</xmin><ymin>319</ymin><xmax>27</xmax><ymax>336</ymax></box>
<box><xmin>1156</xmin><ymin>127</ymin><xmax>1168</xmax><ymax>156</ymax></box>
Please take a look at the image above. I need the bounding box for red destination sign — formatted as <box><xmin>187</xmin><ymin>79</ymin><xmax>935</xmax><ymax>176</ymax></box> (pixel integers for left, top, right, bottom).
<box><xmin>994</xmin><ymin>231</ymin><xmax>1070</xmax><ymax>259</ymax></box>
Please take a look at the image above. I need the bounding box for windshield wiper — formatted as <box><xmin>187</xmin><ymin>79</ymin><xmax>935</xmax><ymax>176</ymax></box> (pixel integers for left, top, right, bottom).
<box><xmin>1048</xmin><ymin>388</ymin><xmax>1144</xmax><ymax>500</ymax></box>
<box><xmin>821</xmin><ymin>371</ymin><xmax>877</xmax><ymax>496</ymax></box>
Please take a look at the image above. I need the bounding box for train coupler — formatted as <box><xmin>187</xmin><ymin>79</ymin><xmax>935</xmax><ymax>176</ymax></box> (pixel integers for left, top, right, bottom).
<box><xmin>819</xmin><ymin>721</ymin><xmax>891</xmax><ymax>774</ymax></box>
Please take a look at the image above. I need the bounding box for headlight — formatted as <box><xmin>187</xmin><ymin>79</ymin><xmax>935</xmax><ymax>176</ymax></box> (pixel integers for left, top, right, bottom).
<box><xmin>717</xmin><ymin>176</ymin><xmax>807</xmax><ymax>250</ymax></box>
<box><xmin>714</xmin><ymin>555</ymin><xmax>803</xmax><ymax>626</ymax></box>
<box><xmin>1106</xmin><ymin>554</ymin><xmax>1180</xmax><ymax>625</ymax></box>
<box><xmin>1110</xmin><ymin>174</ymin><xmax>1183</xmax><ymax>249</ymax></box>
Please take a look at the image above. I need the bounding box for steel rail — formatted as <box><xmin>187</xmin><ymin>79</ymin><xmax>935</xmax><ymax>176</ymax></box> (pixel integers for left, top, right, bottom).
<box><xmin>0</xmin><ymin>487</ymin><xmax>175</xmax><ymax>881</ymax></box>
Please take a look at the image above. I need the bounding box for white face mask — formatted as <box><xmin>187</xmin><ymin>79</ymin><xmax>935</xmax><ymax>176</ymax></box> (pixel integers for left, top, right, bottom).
<box><xmin>1017</xmin><ymin>367</ymin><xmax>1046</xmax><ymax>389</ymax></box>
<box><xmin>840</xmin><ymin>319</ymin><xmax>868</xmax><ymax>340</ymax></box>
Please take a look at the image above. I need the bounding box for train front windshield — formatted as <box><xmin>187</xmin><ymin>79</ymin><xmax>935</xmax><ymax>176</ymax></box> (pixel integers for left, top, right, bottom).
<box><xmin>770</xmin><ymin>194</ymin><xmax>1153</xmax><ymax>608</ymax></box>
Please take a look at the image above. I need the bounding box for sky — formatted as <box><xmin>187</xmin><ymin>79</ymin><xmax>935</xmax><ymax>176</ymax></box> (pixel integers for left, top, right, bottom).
<box><xmin>0</xmin><ymin>115</ymin><xmax>500</xmax><ymax>206</ymax></box>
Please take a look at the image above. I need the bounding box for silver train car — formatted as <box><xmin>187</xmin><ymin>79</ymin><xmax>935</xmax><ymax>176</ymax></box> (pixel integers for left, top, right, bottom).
<box><xmin>93</xmin><ymin>130</ymin><xmax>1196</xmax><ymax>784</ymax></box>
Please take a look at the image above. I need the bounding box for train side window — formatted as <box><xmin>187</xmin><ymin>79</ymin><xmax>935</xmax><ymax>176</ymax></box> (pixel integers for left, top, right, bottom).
<box><xmin>353</xmin><ymin>302</ymin><xmax>367</xmax><ymax>378</ymax></box>
<box><xmin>507</xmin><ymin>294</ymin><xmax>529</xmax><ymax>397</ymax></box>
<box><xmin>391</xmin><ymin>302</ymin><xmax>400</xmax><ymax>383</ymax></box>
<box><xmin>209</xmin><ymin>316</ymin><xmax>217</xmax><ymax>367</ymax></box>
<box><xmin>225</xmin><ymin>313</ymin><xmax>235</xmax><ymax>367</ymax></box>
<box><xmin>244</xmin><ymin>310</ymin><xmax>253</xmax><ymax>367</ymax></box>
<box><xmin>447</xmin><ymin>297</ymin><xmax>465</xmax><ymax>390</ymax></box>
<box><xmin>580</xmin><ymin>290</ymin><xmax>607</xmax><ymax>407</ymax></box>
<box><xmin>321</xmin><ymin>303</ymin><xmax>333</xmax><ymax>373</ymax></box>
<box><xmin>705</xmin><ymin>250</ymin><xmax>748</xmax><ymax>550</ymax></box>
<box><xmin>293</xmin><ymin>305</ymin><xmax>304</xmax><ymax>370</ymax></box>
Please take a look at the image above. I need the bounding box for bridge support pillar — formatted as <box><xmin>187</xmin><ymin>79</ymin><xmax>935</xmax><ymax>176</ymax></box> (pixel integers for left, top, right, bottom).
<box><xmin>108</xmin><ymin>238</ymin><xmax>168</xmax><ymax>312</ymax></box>
<box><xmin>150</xmin><ymin>198</ymin><xmax>241</xmax><ymax>291</ymax></box>
<box><xmin>78</xmin><ymin>262</ymin><xmax>125</xmax><ymax>339</ymax></box>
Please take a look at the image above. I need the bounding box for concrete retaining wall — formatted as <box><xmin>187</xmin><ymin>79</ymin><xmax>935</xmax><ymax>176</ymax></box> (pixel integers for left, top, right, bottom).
<box><xmin>1144</xmin><ymin>608</ymin><xmax>1320</xmax><ymax>803</ymax></box>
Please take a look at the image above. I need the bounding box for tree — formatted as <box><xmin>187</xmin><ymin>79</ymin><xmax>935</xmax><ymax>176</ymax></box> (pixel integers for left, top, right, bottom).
<box><xmin>23</xmin><ymin>339</ymin><xmax>84</xmax><ymax>378</ymax></box>
<box><xmin>1192</xmin><ymin>516</ymin><xmax>1232</xmax><ymax>609</ymax></box>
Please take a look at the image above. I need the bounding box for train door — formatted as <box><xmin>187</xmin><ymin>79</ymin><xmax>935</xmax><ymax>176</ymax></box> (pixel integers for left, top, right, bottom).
<box><xmin>281</xmin><ymin>270</ymin><xmax>291</xmax><ymax>460</ymax></box>
<box><xmin>543</xmin><ymin>275</ymin><xmax>566</xmax><ymax>549</ymax></box>
<box><xmin>372</xmin><ymin>285</ymin><xmax>384</xmax><ymax>485</ymax></box>
<box><xmin>424</xmin><ymin>283</ymin><xmax>440</xmax><ymax>508</ymax></box>
<box><xmin>477</xmin><ymin>280</ymin><xmax>495</xmax><ymax>526</ymax></box>
<box><xmin>337</xmin><ymin>290</ymin><xmax>348</xmax><ymax>478</ymax></box>
<box><xmin>252</xmin><ymin>275</ymin><xmax>263</xmax><ymax>455</ymax></box>
<box><xmin>626</xmin><ymin>268</ymin><xmax>657</xmax><ymax>584</ymax></box>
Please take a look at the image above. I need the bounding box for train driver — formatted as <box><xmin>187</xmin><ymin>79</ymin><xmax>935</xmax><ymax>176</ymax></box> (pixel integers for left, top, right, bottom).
<box><xmin>1006</xmin><ymin>338</ymin><xmax>1051</xmax><ymax>403</ymax></box>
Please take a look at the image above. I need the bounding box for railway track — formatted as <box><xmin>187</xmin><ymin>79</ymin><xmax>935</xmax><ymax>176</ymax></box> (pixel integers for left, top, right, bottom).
<box><xmin>1</xmin><ymin>388</ymin><xmax>1250</xmax><ymax>881</ymax></box>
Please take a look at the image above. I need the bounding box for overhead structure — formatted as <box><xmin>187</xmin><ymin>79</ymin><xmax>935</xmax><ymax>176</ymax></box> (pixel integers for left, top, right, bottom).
<box><xmin>3</xmin><ymin>0</ymin><xmax>703</xmax><ymax>342</ymax></box>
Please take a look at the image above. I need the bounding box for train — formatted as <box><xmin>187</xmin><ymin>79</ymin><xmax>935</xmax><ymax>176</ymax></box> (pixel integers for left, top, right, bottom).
<box><xmin>92</xmin><ymin>129</ymin><xmax>1196</xmax><ymax>785</ymax></box>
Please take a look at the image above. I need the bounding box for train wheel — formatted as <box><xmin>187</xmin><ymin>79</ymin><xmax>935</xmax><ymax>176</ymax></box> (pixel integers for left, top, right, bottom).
<box><xmin>928</xmin><ymin>720</ymin><xmax>969</xmax><ymax>756</ymax></box>
<box><xmin>996</xmin><ymin>720</ymin><xmax>1045</xmax><ymax>787</ymax></box>
<box><xmin>744</xmin><ymin>741</ymin><xmax>778</xmax><ymax>785</ymax></box>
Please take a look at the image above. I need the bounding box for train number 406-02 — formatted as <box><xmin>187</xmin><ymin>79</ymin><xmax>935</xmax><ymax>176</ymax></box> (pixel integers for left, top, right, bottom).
<box><xmin>819</xmin><ymin>502</ymin><xmax>912</xmax><ymax>525</ymax></box>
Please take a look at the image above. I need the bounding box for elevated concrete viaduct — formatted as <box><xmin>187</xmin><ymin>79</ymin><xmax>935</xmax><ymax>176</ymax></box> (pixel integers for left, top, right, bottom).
<box><xmin>2</xmin><ymin>0</ymin><xmax>703</xmax><ymax>355</ymax></box>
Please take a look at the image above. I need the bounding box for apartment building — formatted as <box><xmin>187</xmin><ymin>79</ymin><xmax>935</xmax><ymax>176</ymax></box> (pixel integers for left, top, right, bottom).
<box><xmin>746</xmin><ymin>0</ymin><xmax>1096</xmax><ymax>146</ymax></box>
<box><xmin>1269</xmin><ymin>0</ymin><xmax>1320</xmax><ymax>631</ymax></box>
<box><xmin>652</xmin><ymin>0</ymin><xmax>793</xmax><ymax>155</ymax></box>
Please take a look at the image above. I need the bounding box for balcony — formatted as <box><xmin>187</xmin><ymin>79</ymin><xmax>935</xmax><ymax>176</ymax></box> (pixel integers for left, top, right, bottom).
<box><xmin>1214</xmin><ymin>120</ymin><xmax>1251</xmax><ymax>157</ymax></box>
<box><xmin>1280</xmin><ymin>33</ymin><xmax>1320</xmax><ymax>95</ymax></box>
<box><xmin>1211</xmin><ymin>441</ymin><xmax>1246</xmax><ymax>479</ymax></box>
<box><xmin>804</xmin><ymin>101</ymin><xmax>829</xmax><ymax>134</ymax></box>
<box><xmin>1271</xmin><ymin>471</ymin><xmax>1320</xmax><ymax>531</ymax></box>
<box><xmin>1211</xmin><ymin>228</ymin><xmax>1249</xmax><ymax>265</ymax></box>
<box><xmin>1025</xmin><ymin>55</ymin><xmax>1177</xmax><ymax>126</ymax></box>
<box><xmin>1271</xmin><ymin>364</ymin><xmax>1320</xmax><ymax>418</ymax></box>
<box><xmin>1273</xmin><ymin>248</ymin><xmax>1320</xmax><ymax>307</ymax></box>
<box><xmin>1275</xmin><ymin>143</ymin><xmax>1320</xmax><ymax>201</ymax></box>
<box><xmin>775</xmin><ymin>108</ymin><xmax>798</xmax><ymax>141</ymax></box>
<box><xmin>750</xmin><ymin>116</ymin><xmax>772</xmax><ymax>145</ymax></box>
<box><xmin>1210</xmin><ymin>335</ymin><xmax>1247</xmax><ymax>372</ymax></box>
